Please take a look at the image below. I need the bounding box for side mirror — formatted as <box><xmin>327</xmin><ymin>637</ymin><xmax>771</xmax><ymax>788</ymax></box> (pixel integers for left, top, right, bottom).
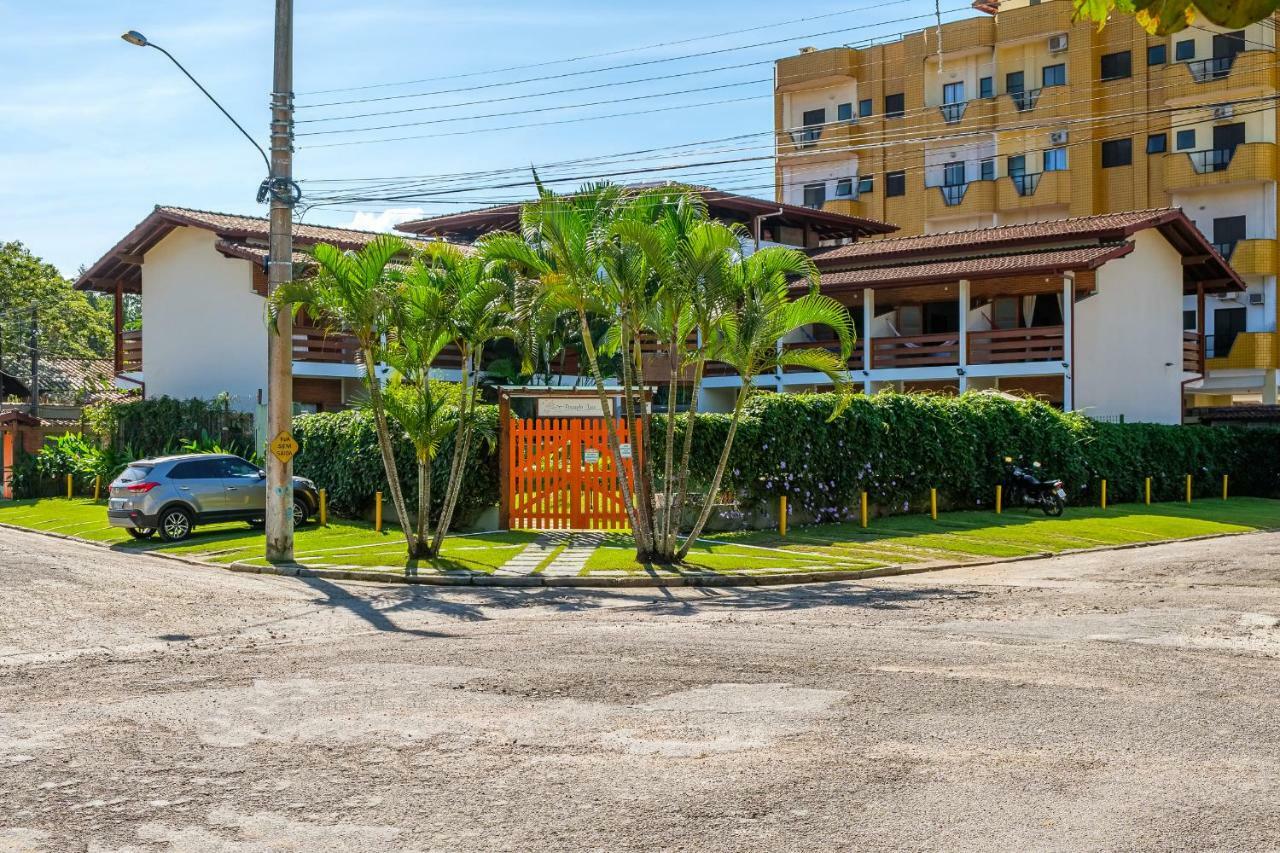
<box><xmin>257</xmin><ymin>469</ymin><xmax>267</xmax><ymax>479</ymax></box>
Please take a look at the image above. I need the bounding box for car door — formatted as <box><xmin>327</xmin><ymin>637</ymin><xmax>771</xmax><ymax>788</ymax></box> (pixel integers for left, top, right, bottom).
<box><xmin>219</xmin><ymin>457</ymin><xmax>267</xmax><ymax>516</ymax></box>
<box><xmin>168</xmin><ymin>459</ymin><xmax>229</xmax><ymax>518</ymax></box>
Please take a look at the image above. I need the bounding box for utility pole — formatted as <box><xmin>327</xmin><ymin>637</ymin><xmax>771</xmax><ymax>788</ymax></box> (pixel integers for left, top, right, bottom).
<box><xmin>264</xmin><ymin>0</ymin><xmax>296</xmax><ymax>562</ymax></box>
<box><xmin>27</xmin><ymin>307</ymin><xmax>38</xmax><ymax>416</ymax></box>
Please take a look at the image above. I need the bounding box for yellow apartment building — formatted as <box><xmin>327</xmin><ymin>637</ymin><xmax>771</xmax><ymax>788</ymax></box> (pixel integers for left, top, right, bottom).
<box><xmin>773</xmin><ymin>0</ymin><xmax>1279</xmax><ymax>405</ymax></box>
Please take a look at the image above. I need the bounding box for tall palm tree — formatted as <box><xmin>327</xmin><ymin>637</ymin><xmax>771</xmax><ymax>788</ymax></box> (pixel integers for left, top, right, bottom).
<box><xmin>270</xmin><ymin>236</ymin><xmax>417</xmax><ymax>553</ymax></box>
<box><xmin>677</xmin><ymin>246</ymin><xmax>855</xmax><ymax>559</ymax></box>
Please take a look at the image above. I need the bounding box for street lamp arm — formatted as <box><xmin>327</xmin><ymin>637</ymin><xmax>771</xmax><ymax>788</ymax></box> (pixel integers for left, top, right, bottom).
<box><xmin>142</xmin><ymin>40</ymin><xmax>272</xmax><ymax>174</ymax></box>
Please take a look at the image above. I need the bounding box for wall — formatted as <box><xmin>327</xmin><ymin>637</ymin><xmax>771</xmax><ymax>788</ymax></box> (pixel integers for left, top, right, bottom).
<box><xmin>1074</xmin><ymin>229</ymin><xmax>1186</xmax><ymax>423</ymax></box>
<box><xmin>141</xmin><ymin>227</ymin><xmax>267</xmax><ymax>411</ymax></box>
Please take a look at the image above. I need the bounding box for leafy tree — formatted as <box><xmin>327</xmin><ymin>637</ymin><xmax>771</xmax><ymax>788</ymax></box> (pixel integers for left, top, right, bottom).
<box><xmin>1073</xmin><ymin>0</ymin><xmax>1278</xmax><ymax>35</ymax></box>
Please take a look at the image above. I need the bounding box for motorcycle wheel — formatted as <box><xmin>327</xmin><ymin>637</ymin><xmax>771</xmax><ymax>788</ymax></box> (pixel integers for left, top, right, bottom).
<box><xmin>1042</xmin><ymin>495</ymin><xmax>1065</xmax><ymax>517</ymax></box>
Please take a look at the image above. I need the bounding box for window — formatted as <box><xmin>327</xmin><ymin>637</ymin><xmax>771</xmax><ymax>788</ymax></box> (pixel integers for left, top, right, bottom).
<box><xmin>942</xmin><ymin>81</ymin><xmax>965</xmax><ymax>104</ymax></box>
<box><xmin>979</xmin><ymin>76</ymin><xmax>994</xmax><ymax>99</ymax></box>
<box><xmin>169</xmin><ymin>459</ymin><xmax>223</xmax><ymax>480</ymax></box>
<box><xmin>837</xmin><ymin>102</ymin><xmax>853</xmax><ymax>122</ymax></box>
<box><xmin>1005</xmin><ymin>70</ymin><xmax>1025</xmax><ymax>94</ymax></box>
<box><xmin>1146</xmin><ymin>133</ymin><xmax>1168</xmax><ymax>154</ymax></box>
<box><xmin>802</xmin><ymin>108</ymin><xmax>826</xmax><ymax>126</ymax></box>
<box><xmin>1043</xmin><ymin>147</ymin><xmax>1067</xmax><ymax>171</ymax></box>
<box><xmin>858</xmin><ymin>174</ymin><xmax>874</xmax><ymax>194</ymax></box>
<box><xmin>1007</xmin><ymin>154</ymin><xmax>1027</xmax><ymax>176</ymax></box>
<box><xmin>1214</xmin><ymin>306</ymin><xmax>1247</xmax><ymax>357</ymax></box>
<box><xmin>980</xmin><ymin>158</ymin><xmax>995</xmax><ymax>181</ymax></box>
<box><xmin>1100</xmin><ymin>50</ymin><xmax>1132</xmax><ymax>81</ymax></box>
<box><xmin>1176</xmin><ymin>129</ymin><xmax>1196</xmax><ymax>151</ymax></box>
<box><xmin>221</xmin><ymin>458</ymin><xmax>262</xmax><ymax>479</ymax></box>
<box><xmin>1148</xmin><ymin>44</ymin><xmax>1167</xmax><ymax>65</ymax></box>
<box><xmin>885</xmin><ymin>170</ymin><xmax>906</xmax><ymax>197</ymax></box>
<box><xmin>884</xmin><ymin>93</ymin><xmax>905</xmax><ymax>118</ymax></box>
<box><xmin>1175</xmin><ymin>39</ymin><xmax>1195</xmax><ymax>61</ymax></box>
<box><xmin>1183</xmin><ymin>309</ymin><xmax>1197</xmax><ymax>331</ymax></box>
<box><xmin>943</xmin><ymin>161</ymin><xmax>966</xmax><ymax>186</ymax></box>
<box><xmin>834</xmin><ymin>177</ymin><xmax>854</xmax><ymax>198</ymax></box>
<box><xmin>802</xmin><ymin>182</ymin><xmax>826</xmax><ymax>209</ymax></box>
<box><xmin>1042</xmin><ymin>63</ymin><xmax>1066</xmax><ymax>87</ymax></box>
<box><xmin>1101</xmin><ymin>138</ymin><xmax>1133</xmax><ymax>167</ymax></box>
<box><xmin>858</xmin><ymin>98</ymin><xmax>873</xmax><ymax>117</ymax></box>
<box><xmin>1213</xmin><ymin>215</ymin><xmax>1247</xmax><ymax>248</ymax></box>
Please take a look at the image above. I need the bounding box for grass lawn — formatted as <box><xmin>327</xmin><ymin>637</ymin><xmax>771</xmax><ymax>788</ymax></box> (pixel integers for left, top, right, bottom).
<box><xmin>1</xmin><ymin>496</ymin><xmax>1276</xmax><ymax>580</ymax></box>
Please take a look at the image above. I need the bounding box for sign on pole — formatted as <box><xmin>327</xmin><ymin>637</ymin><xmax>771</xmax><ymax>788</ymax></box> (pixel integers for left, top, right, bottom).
<box><xmin>270</xmin><ymin>431</ymin><xmax>299</xmax><ymax>464</ymax></box>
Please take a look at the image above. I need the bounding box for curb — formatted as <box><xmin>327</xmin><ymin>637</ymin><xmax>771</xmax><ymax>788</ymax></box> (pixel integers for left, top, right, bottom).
<box><xmin>2</xmin><ymin>519</ymin><xmax>1274</xmax><ymax>591</ymax></box>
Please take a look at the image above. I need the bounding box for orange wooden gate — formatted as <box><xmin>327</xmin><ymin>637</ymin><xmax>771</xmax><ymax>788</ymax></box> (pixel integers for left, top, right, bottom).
<box><xmin>505</xmin><ymin>417</ymin><xmax>639</xmax><ymax>530</ymax></box>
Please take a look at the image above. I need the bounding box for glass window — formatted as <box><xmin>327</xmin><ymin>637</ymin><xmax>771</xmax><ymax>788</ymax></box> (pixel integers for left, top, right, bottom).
<box><xmin>1101</xmin><ymin>138</ymin><xmax>1133</xmax><ymax>167</ymax></box>
<box><xmin>1007</xmin><ymin>154</ymin><xmax>1027</xmax><ymax>176</ymax></box>
<box><xmin>1100</xmin><ymin>51</ymin><xmax>1132</xmax><ymax>81</ymax></box>
<box><xmin>220</xmin><ymin>457</ymin><xmax>261</xmax><ymax>478</ymax></box>
<box><xmin>1176</xmin><ymin>129</ymin><xmax>1196</xmax><ymax>150</ymax></box>
<box><xmin>169</xmin><ymin>459</ymin><xmax>223</xmax><ymax>480</ymax></box>
<box><xmin>884</xmin><ymin>93</ymin><xmax>905</xmax><ymax>118</ymax></box>
<box><xmin>979</xmin><ymin>76</ymin><xmax>994</xmax><ymax>99</ymax></box>
<box><xmin>885</xmin><ymin>170</ymin><xmax>906</xmax><ymax>197</ymax></box>
<box><xmin>1183</xmin><ymin>309</ymin><xmax>1197</xmax><ymax>331</ymax></box>
<box><xmin>1147</xmin><ymin>133</ymin><xmax>1168</xmax><ymax>154</ymax></box>
<box><xmin>1043</xmin><ymin>147</ymin><xmax>1067</xmax><ymax>171</ymax></box>
<box><xmin>1042</xmin><ymin>63</ymin><xmax>1066</xmax><ymax>87</ymax></box>
<box><xmin>834</xmin><ymin>177</ymin><xmax>853</xmax><ymax>197</ymax></box>
<box><xmin>858</xmin><ymin>174</ymin><xmax>874</xmax><ymax>194</ymax></box>
<box><xmin>858</xmin><ymin>98</ymin><xmax>873</xmax><ymax>117</ymax></box>
<box><xmin>802</xmin><ymin>108</ymin><xmax>826</xmax><ymax>126</ymax></box>
<box><xmin>979</xmin><ymin>158</ymin><xmax>995</xmax><ymax>180</ymax></box>
<box><xmin>943</xmin><ymin>161</ymin><xmax>966</xmax><ymax>186</ymax></box>
<box><xmin>942</xmin><ymin>81</ymin><xmax>965</xmax><ymax>104</ymax></box>
<box><xmin>1148</xmin><ymin>44</ymin><xmax>1167</xmax><ymax>65</ymax></box>
<box><xmin>802</xmin><ymin>182</ymin><xmax>826</xmax><ymax>209</ymax></box>
<box><xmin>1005</xmin><ymin>70</ymin><xmax>1025</xmax><ymax>94</ymax></box>
<box><xmin>1175</xmin><ymin>39</ymin><xmax>1195</xmax><ymax>61</ymax></box>
<box><xmin>837</xmin><ymin>102</ymin><xmax>853</xmax><ymax>122</ymax></box>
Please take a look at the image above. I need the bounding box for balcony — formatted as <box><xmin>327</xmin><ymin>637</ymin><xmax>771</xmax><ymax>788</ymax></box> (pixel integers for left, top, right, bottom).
<box><xmin>822</xmin><ymin>198</ymin><xmax>867</xmax><ymax>218</ymax></box>
<box><xmin>995</xmin><ymin>84</ymin><xmax>1070</xmax><ymax>125</ymax></box>
<box><xmin>777</xmin><ymin>122</ymin><xmax>861</xmax><ymax>159</ymax></box>
<box><xmin>926</xmin><ymin>96</ymin><xmax>996</xmax><ymax>133</ymax></box>
<box><xmin>782</xmin><ymin>336</ymin><xmax>864</xmax><ymax>373</ymax></box>
<box><xmin>1162</xmin><ymin>50</ymin><xmax>1279</xmax><ymax>103</ymax></box>
<box><xmin>997</xmin><ymin>170</ymin><xmax>1071</xmax><ymax>211</ymax></box>
<box><xmin>927</xmin><ymin>180</ymin><xmax>996</xmax><ymax>218</ymax></box>
<box><xmin>776</xmin><ymin>47</ymin><xmax>857</xmax><ymax>93</ymax></box>
<box><xmin>995</xmin><ymin>1</ymin><xmax>1074</xmax><ymax>42</ymax></box>
<box><xmin>1206</xmin><ymin>331</ymin><xmax>1280</xmax><ymax>371</ymax></box>
<box><xmin>1218</xmin><ymin>238</ymin><xmax>1278</xmax><ymax>277</ymax></box>
<box><xmin>1183</xmin><ymin>331</ymin><xmax>1204</xmax><ymax>373</ymax></box>
<box><xmin>1164</xmin><ymin>142</ymin><xmax>1277</xmax><ymax>191</ymax></box>
<box><xmin>293</xmin><ymin>326</ymin><xmax>358</xmax><ymax>364</ymax></box>
<box><xmin>119</xmin><ymin>329</ymin><xmax>142</xmax><ymax>373</ymax></box>
<box><xmin>871</xmin><ymin>333</ymin><xmax>961</xmax><ymax>369</ymax></box>
<box><xmin>968</xmin><ymin>326</ymin><xmax>1064</xmax><ymax>365</ymax></box>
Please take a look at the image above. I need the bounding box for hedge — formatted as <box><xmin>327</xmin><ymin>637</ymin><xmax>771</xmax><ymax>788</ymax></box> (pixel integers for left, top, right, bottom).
<box><xmin>656</xmin><ymin>393</ymin><xmax>1280</xmax><ymax>521</ymax></box>
<box><xmin>84</xmin><ymin>395</ymin><xmax>255</xmax><ymax>459</ymax></box>
<box><xmin>291</xmin><ymin>406</ymin><xmax>499</xmax><ymax>527</ymax></box>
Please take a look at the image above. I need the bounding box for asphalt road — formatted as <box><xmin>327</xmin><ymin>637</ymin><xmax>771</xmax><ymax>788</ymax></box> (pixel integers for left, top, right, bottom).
<box><xmin>2</xmin><ymin>527</ymin><xmax>1279</xmax><ymax>852</ymax></box>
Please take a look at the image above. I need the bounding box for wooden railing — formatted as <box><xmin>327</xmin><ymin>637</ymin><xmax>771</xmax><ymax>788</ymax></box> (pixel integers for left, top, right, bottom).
<box><xmin>119</xmin><ymin>329</ymin><xmax>142</xmax><ymax>373</ymax></box>
<box><xmin>782</xmin><ymin>338</ymin><xmax>863</xmax><ymax>373</ymax></box>
<box><xmin>968</xmin><ymin>326</ymin><xmax>1064</xmax><ymax>364</ymax></box>
<box><xmin>292</xmin><ymin>326</ymin><xmax>358</xmax><ymax>364</ymax></box>
<box><xmin>871</xmin><ymin>332</ymin><xmax>960</xmax><ymax>368</ymax></box>
<box><xmin>1183</xmin><ymin>331</ymin><xmax>1203</xmax><ymax>373</ymax></box>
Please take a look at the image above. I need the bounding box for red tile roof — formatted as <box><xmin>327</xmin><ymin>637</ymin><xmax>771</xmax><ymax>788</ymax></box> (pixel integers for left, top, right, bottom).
<box><xmin>817</xmin><ymin>244</ymin><xmax>1134</xmax><ymax>289</ymax></box>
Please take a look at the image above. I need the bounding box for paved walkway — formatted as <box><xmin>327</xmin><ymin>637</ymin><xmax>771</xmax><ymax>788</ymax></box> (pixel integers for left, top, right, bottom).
<box><xmin>494</xmin><ymin>531</ymin><xmax>604</xmax><ymax>578</ymax></box>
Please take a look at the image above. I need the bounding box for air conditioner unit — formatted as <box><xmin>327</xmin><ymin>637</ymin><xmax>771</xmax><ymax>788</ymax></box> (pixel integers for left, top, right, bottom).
<box><xmin>1048</xmin><ymin>34</ymin><xmax>1068</xmax><ymax>53</ymax></box>
<box><xmin>1248</xmin><ymin>291</ymin><xmax>1265</xmax><ymax>306</ymax></box>
<box><xmin>1212</xmin><ymin>104</ymin><xmax>1234</xmax><ymax>120</ymax></box>
<box><xmin>1049</xmin><ymin>130</ymin><xmax>1069</xmax><ymax>145</ymax></box>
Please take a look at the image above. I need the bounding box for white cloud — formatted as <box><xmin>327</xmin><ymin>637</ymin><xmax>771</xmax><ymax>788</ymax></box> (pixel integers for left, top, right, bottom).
<box><xmin>340</xmin><ymin>207</ymin><xmax>426</xmax><ymax>233</ymax></box>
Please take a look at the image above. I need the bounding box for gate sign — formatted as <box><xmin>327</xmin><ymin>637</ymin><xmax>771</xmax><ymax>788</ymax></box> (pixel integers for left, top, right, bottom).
<box><xmin>270</xmin><ymin>431</ymin><xmax>299</xmax><ymax>464</ymax></box>
<box><xmin>583</xmin><ymin>448</ymin><xmax>600</xmax><ymax>464</ymax></box>
<box><xmin>537</xmin><ymin>397</ymin><xmax>602</xmax><ymax>418</ymax></box>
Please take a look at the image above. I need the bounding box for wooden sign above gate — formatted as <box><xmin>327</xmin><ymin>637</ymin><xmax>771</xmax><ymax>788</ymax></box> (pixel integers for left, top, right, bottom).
<box><xmin>537</xmin><ymin>397</ymin><xmax>604</xmax><ymax>418</ymax></box>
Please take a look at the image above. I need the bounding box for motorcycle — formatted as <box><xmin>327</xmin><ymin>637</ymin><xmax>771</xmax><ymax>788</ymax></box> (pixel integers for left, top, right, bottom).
<box><xmin>1002</xmin><ymin>456</ymin><xmax>1067</xmax><ymax>517</ymax></box>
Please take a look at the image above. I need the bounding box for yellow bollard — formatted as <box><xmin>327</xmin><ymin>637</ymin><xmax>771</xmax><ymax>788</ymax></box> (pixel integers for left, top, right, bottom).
<box><xmin>930</xmin><ymin>488</ymin><xmax>937</xmax><ymax>520</ymax></box>
<box><xmin>860</xmin><ymin>491</ymin><xmax>868</xmax><ymax>529</ymax></box>
<box><xmin>1186</xmin><ymin>474</ymin><xmax>1192</xmax><ymax>504</ymax></box>
<box><xmin>319</xmin><ymin>488</ymin><xmax>328</xmax><ymax>526</ymax></box>
<box><xmin>375</xmin><ymin>490</ymin><xmax>383</xmax><ymax>532</ymax></box>
<box><xmin>1222</xmin><ymin>474</ymin><xmax>1228</xmax><ymax>501</ymax></box>
<box><xmin>1145</xmin><ymin>477</ymin><xmax>1151</xmax><ymax>505</ymax></box>
<box><xmin>995</xmin><ymin>484</ymin><xmax>1002</xmax><ymax>514</ymax></box>
<box><xmin>1100</xmin><ymin>479</ymin><xmax>1107</xmax><ymax>510</ymax></box>
<box><xmin>779</xmin><ymin>496</ymin><xmax>787</xmax><ymax>537</ymax></box>
<box><xmin>93</xmin><ymin>476</ymin><xmax>101</xmax><ymax>501</ymax></box>
<box><xmin>66</xmin><ymin>474</ymin><xmax>73</xmax><ymax>499</ymax></box>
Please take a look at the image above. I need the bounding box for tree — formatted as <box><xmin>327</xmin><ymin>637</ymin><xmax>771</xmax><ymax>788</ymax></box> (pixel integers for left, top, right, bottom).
<box><xmin>1073</xmin><ymin>0</ymin><xmax>1278</xmax><ymax>35</ymax></box>
<box><xmin>0</xmin><ymin>241</ymin><xmax>114</xmax><ymax>380</ymax></box>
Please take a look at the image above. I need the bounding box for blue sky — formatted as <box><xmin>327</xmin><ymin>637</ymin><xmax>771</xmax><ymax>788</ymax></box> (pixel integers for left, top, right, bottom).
<box><xmin>1</xmin><ymin>1</ymin><xmax>961</xmax><ymax>276</ymax></box>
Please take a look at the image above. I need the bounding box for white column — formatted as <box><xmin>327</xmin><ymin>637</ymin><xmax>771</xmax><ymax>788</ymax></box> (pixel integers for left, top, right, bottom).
<box><xmin>1264</xmin><ymin>368</ymin><xmax>1278</xmax><ymax>405</ymax></box>
<box><xmin>862</xmin><ymin>288</ymin><xmax>875</xmax><ymax>389</ymax></box>
<box><xmin>1062</xmin><ymin>274</ymin><xmax>1074</xmax><ymax>411</ymax></box>
<box><xmin>957</xmin><ymin>279</ymin><xmax>969</xmax><ymax>393</ymax></box>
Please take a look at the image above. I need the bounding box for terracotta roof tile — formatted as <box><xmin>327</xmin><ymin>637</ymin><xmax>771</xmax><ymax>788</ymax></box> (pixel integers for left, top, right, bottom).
<box><xmin>817</xmin><ymin>244</ymin><xmax>1133</xmax><ymax>289</ymax></box>
<box><xmin>155</xmin><ymin>206</ymin><xmax>428</xmax><ymax>250</ymax></box>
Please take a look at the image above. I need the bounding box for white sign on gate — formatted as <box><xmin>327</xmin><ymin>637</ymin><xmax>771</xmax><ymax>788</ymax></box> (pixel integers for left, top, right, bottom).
<box><xmin>583</xmin><ymin>449</ymin><xmax>601</xmax><ymax>464</ymax></box>
<box><xmin>537</xmin><ymin>397</ymin><xmax>602</xmax><ymax>418</ymax></box>
<box><xmin>618</xmin><ymin>443</ymin><xmax>632</xmax><ymax>459</ymax></box>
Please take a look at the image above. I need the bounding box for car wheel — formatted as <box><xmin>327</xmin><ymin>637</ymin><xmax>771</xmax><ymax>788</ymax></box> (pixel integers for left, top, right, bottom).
<box><xmin>159</xmin><ymin>507</ymin><xmax>194</xmax><ymax>542</ymax></box>
<box><xmin>127</xmin><ymin>527</ymin><xmax>155</xmax><ymax>539</ymax></box>
<box><xmin>292</xmin><ymin>498</ymin><xmax>309</xmax><ymax>527</ymax></box>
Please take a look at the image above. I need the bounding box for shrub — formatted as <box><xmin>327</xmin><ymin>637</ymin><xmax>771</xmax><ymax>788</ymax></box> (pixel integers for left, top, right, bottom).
<box><xmin>84</xmin><ymin>394</ymin><xmax>255</xmax><ymax>459</ymax></box>
<box><xmin>291</xmin><ymin>405</ymin><xmax>499</xmax><ymax>527</ymax></box>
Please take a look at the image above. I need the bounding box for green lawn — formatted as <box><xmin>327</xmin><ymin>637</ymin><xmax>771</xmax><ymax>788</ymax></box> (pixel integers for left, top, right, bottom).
<box><xmin>1</xmin><ymin>497</ymin><xmax>1276</xmax><ymax>580</ymax></box>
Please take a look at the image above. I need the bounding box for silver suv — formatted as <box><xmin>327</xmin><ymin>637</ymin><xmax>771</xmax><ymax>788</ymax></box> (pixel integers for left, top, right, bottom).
<box><xmin>107</xmin><ymin>453</ymin><xmax>319</xmax><ymax>542</ymax></box>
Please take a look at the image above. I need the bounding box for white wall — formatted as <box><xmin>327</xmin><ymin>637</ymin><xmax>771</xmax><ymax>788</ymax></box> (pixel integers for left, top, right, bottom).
<box><xmin>141</xmin><ymin>227</ymin><xmax>267</xmax><ymax>411</ymax></box>
<box><xmin>781</xmin><ymin>160</ymin><xmax>859</xmax><ymax>207</ymax></box>
<box><xmin>1074</xmin><ymin>229</ymin><xmax>1187</xmax><ymax>423</ymax></box>
<box><xmin>923</xmin><ymin>138</ymin><xmax>998</xmax><ymax>186</ymax></box>
<box><xmin>1173</xmin><ymin>181</ymin><xmax>1277</xmax><ymax>241</ymax></box>
<box><xmin>781</xmin><ymin>83</ymin><xmax>859</xmax><ymax>130</ymax></box>
<box><xmin>923</xmin><ymin>52</ymin><xmax>996</xmax><ymax>107</ymax></box>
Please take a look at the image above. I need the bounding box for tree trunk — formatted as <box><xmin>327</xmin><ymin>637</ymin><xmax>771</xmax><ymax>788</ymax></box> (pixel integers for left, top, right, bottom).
<box><xmin>412</xmin><ymin>455</ymin><xmax>431</xmax><ymax>559</ymax></box>
<box><xmin>656</xmin><ymin>319</ymin><xmax>681</xmax><ymax>559</ymax></box>
<box><xmin>430</xmin><ymin>346</ymin><xmax>473</xmax><ymax>555</ymax></box>
<box><xmin>362</xmin><ymin>346</ymin><xmax>417</xmax><ymax>556</ymax></box>
<box><xmin>677</xmin><ymin>384</ymin><xmax>747</xmax><ymax>561</ymax></box>
<box><xmin>668</xmin><ymin>356</ymin><xmax>705</xmax><ymax>557</ymax></box>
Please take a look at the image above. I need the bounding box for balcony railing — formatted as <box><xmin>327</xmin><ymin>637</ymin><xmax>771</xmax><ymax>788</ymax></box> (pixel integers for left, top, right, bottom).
<box><xmin>1010</xmin><ymin>172</ymin><xmax>1043</xmax><ymax>197</ymax></box>
<box><xmin>968</xmin><ymin>326</ymin><xmax>1064</xmax><ymax>364</ymax></box>
<box><xmin>1184</xmin><ymin>331</ymin><xmax>1204</xmax><ymax>372</ymax></box>
<box><xmin>1186</xmin><ymin>56</ymin><xmax>1235</xmax><ymax>83</ymax></box>
<box><xmin>1211</xmin><ymin>241</ymin><xmax>1238</xmax><ymax>260</ymax></box>
<box><xmin>781</xmin><ymin>337</ymin><xmax>864</xmax><ymax>373</ymax></box>
<box><xmin>788</xmin><ymin>127</ymin><xmax>824</xmax><ymax>150</ymax></box>
<box><xmin>939</xmin><ymin>101</ymin><xmax>968</xmax><ymax>124</ymax></box>
<box><xmin>871</xmin><ymin>332</ymin><xmax>961</xmax><ymax>369</ymax></box>
<box><xmin>119</xmin><ymin>329</ymin><xmax>142</xmax><ymax>373</ymax></box>
<box><xmin>1009</xmin><ymin>88</ymin><xmax>1041</xmax><ymax>112</ymax></box>
<box><xmin>293</xmin><ymin>326</ymin><xmax>359</xmax><ymax>364</ymax></box>
<box><xmin>938</xmin><ymin>184</ymin><xmax>969</xmax><ymax>206</ymax></box>
<box><xmin>1188</xmin><ymin>147</ymin><xmax>1235</xmax><ymax>174</ymax></box>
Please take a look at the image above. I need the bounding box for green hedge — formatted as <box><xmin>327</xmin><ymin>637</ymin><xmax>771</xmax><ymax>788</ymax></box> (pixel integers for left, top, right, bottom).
<box><xmin>291</xmin><ymin>406</ymin><xmax>499</xmax><ymax>527</ymax></box>
<box><xmin>657</xmin><ymin>393</ymin><xmax>1280</xmax><ymax>521</ymax></box>
<box><xmin>84</xmin><ymin>395</ymin><xmax>255</xmax><ymax>459</ymax></box>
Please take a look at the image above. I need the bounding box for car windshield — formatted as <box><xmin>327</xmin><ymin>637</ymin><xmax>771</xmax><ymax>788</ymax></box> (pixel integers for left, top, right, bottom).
<box><xmin>118</xmin><ymin>464</ymin><xmax>153</xmax><ymax>483</ymax></box>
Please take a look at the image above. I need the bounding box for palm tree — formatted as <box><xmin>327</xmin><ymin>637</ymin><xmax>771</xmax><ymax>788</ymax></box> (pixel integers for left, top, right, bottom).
<box><xmin>269</xmin><ymin>236</ymin><xmax>416</xmax><ymax>553</ymax></box>
<box><xmin>677</xmin><ymin>246</ymin><xmax>855</xmax><ymax>560</ymax></box>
